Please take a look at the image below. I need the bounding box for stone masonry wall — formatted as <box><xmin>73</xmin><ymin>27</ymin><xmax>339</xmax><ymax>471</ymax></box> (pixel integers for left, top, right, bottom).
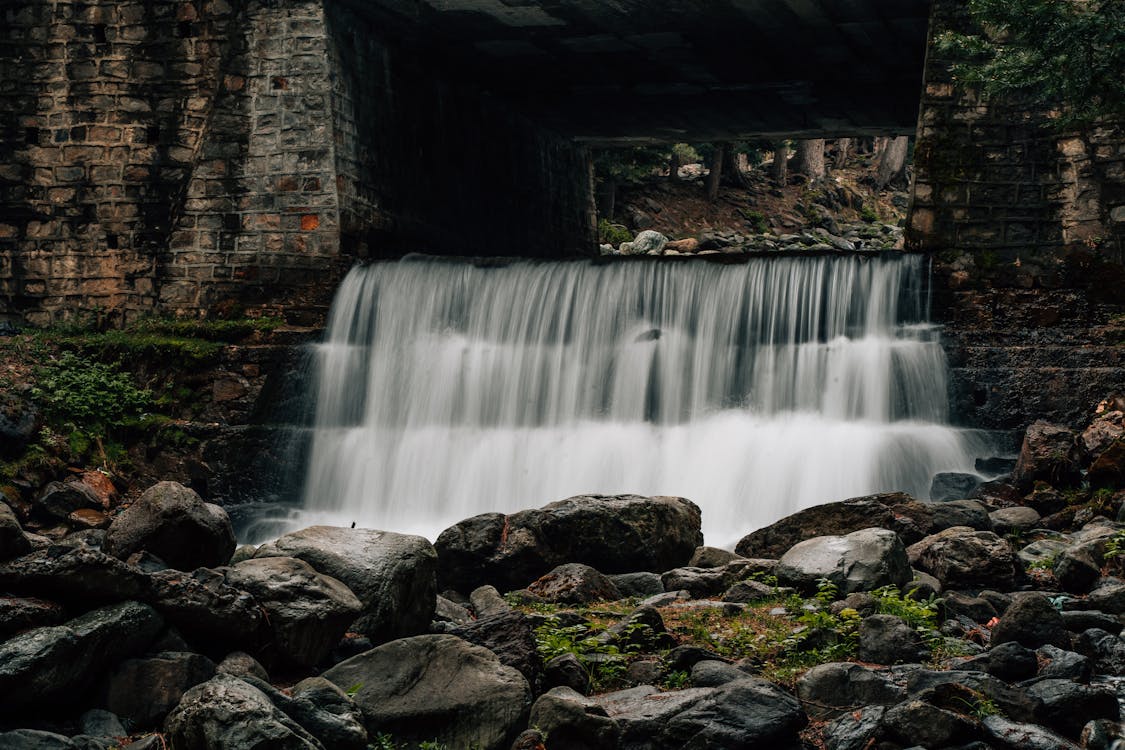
<box><xmin>0</xmin><ymin>0</ymin><xmax>595</xmax><ymax>325</ymax></box>
<box><xmin>909</xmin><ymin>0</ymin><xmax>1125</xmax><ymax>430</ymax></box>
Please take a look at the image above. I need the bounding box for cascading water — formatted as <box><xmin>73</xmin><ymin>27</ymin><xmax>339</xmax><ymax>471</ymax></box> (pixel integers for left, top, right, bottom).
<box><xmin>298</xmin><ymin>254</ymin><xmax>988</xmax><ymax>546</ymax></box>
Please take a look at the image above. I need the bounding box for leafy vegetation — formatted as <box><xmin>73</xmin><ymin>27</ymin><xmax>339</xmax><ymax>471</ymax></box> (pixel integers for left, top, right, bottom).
<box><xmin>32</xmin><ymin>352</ymin><xmax>151</xmax><ymax>434</ymax></box>
<box><xmin>936</xmin><ymin>0</ymin><xmax>1125</xmax><ymax>127</ymax></box>
<box><xmin>597</xmin><ymin>219</ymin><xmax>633</xmax><ymax>247</ymax></box>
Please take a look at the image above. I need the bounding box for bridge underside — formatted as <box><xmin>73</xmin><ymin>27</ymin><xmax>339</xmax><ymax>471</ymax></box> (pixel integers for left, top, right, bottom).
<box><xmin>343</xmin><ymin>0</ymin><xmax>932</xmax><ymax>143</ymax></box>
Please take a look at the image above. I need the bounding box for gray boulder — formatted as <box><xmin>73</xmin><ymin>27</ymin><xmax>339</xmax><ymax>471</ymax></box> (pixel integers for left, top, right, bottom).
<box><xmin>824</xmin><ymin>706</ymin><xmax>885</xmax><ymax>750</ymax></box>
<box><xmin>991</xmin><ymin>592</ymin><xmax>1071</xmax><ymax>649</ymax></box>
<box><xmin>990</xmin><ymin>506</ymin><xmax>1041</xmax><ymax>535</ymax></box>
<box><xmin>1026</xmin><ymin>678</ymin><xmax>1120</xmax><ymax>739</ymax></box>
<box><xmin>448</xmin><ymin>610</ymin><xmax>543</xmax><ymax>690</ymax></box>
<box><xmin>0</xmin><ymin>544</ymin><xmax>150</xmax><ymax>605</ymax></box>
<box><xmin>529</xmin><ymin>687</ymin><xmax>620</xmax><ymax>750</ymax></box>
<box><xmin>596</xmin><ymin>685</ymin><xmax>713</xmax><ymax>745</ymax></box>
<box><xmin>164</xmin><ymin>673</ymin><xmax>323</xmax><ymax>750</ymax></box>
<box><xmin>982</xmin><ymin>715</ymin><xmax>1081</xmax><ymax>750</ymax></box>
<box><xmin>242</xmin><ymin>675</ymin><xmax>368</xmax><ymax>750</ymax></box>
<box><xmin>0</xmin><ymin>601</ymin><xmax>163</xmax><ymax>714</ymax></box>
<box><xmin>322</xmin><ymin>634</ymin><xmax>532</xmax><ymax>750</ymax></box>
<box><xmin>252</xmin><ymin>525</ymin><xmax>436</xmax><ymax>643</ymax></box>
<box><xmin>102</xmin><ymin>651</ymin><xmax>217</xmax><ymax>728</ymax></box>
<box><xmin>907</xmin><ymin>527</ymin><xmax>1019</xmax><ymax>590</ymax></box>
<box><xmin>796</xmin><ymin>662</ymin><xmax>904</xmax><ymax>720</ymax></box>
<box><xmin>658</xmin><ymin>679</ymin><xmax>806</xmax><ymax>749</ymax></box>
<box><xmin>0</xmin><ymin>730</ymin><xmax>76</xmax><ymax>749</ymax></box>
<box><xmin>661</xmin><ymin>559</ymin><xmax>774</xmax><ymax>599</ymax></box>
<box><xmin>216</xmin><ymin>651</ymin><xmax>269</xmax><ymax>682</ymax></box>
<box><xmin>879</xmin><ymin>699</ymin><xmax>978</xmax><ymax>748</ymax></box>
<box><xmin>735</xmin><ymin>492</ymin><xmax>930</xmax><ymax>558</ymax></box>
<box><xmin>104</xmin><ymin>482</ymin><xmax>234</xmax><ymax>570</ymax></box>
<box><xmin>435</xmin><ymin>494</ymin><xmax>702</xmax><ymax>593</ymax></box>
<box><xmin>609</xmin><ymin>572</ymin><xmax>665</xmax><ymax>598</ymax></box>
<box><xmin>929</xmin><ymin>499</ymin><xmax>991</xmax><ymax>531</ymax></box>
<box><xmin>929</xmin><ymin>473</ymin><xmax>982</xmax><ymax>502</ymax></box>
<box><xmin>225</xmin><ymin>557</ymin><xmax>361</xmax><ymax>667</ymax></box>
<box><xmin>857</xmin><ymin>614</ymin><xmax>928</xmax><ymax>664</ymax></box>
<box><xmin>776</xmin><ymin>528</ymin><xmax>910</xmax><ymax>595</ymax></box>
<box><xmin>149</xmin><ymin>568</ymin><xmax>263</xmax><ymax>647</ymax></box>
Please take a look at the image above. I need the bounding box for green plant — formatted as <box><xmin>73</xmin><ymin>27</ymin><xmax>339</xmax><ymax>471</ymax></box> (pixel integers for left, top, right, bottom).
<box><xmin>598</xmin><ymin>219</ymin><xmax>633</xmax><ymax>247</ymax></box>
<box><xmin>31</xmin><ymin>352</ymin><xmax>151</xmax><ymax>433</ymax></box>
<box><xmin>1026</xmin><ymin>554</ymin><xmax>1057</xmax><ymax>571</ymax></box>
<box><xmin>740</xmin><ymin>209</ymin><xmax>769</xmax><ymax>234</ymax></box>
<box><xmin>533</xmin><ymin>617</ymin><xmax>628</xmax><ymax>692</ymax></box>
<box><xmin>1104</xmin><ymin>529</ymin><xmax>1125</xmax><ymax>560</ymax></box>
<box><xmin>662</xmin><ymin>669</ymin><xmax>690</xmax><ymax>689</ymax></box>
<box><xmin>956</xmin><ymin>692</ymin><xmax>1000</xmax><ymax>720</ymax></box>
<box><xmin>860</xmin><ymin>204</ymin><xmax>879</xmax><ymax>223</ymax></box>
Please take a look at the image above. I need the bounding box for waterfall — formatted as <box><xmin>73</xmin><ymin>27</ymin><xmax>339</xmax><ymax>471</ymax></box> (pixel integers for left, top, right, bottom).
<box><xmin>299</xmin><ymin>254</ymin><xmax>987</xmax><ymax>547</ymax></box>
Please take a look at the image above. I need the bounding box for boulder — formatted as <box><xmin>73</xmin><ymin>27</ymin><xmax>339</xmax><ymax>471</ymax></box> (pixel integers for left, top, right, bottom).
<box><xmin>0</xmin><ymin>601</ymin><xmax>163</xmax><ymax>714</ymax></box>
<box><xmin>448</xmin><ymin>610</ymin><xmax>543</xmax><ymax>690</ymax></box>
<box><xmin>0</xmin><ymin>596</ymin><xmax>64</xmax><ymax>640</ymax></box>
<box><xmin>1089</xmin><ymin>439</ymin><xmax>1125</xmax><ymax>490</ymax></box>
<box><xmin>796</xmin><ymin>662</ymin><xmax>904</xmax><ymax>720</ymax></box>
<box><xmin>689</xmin><ymin>546</ymin><xmax>744</xmax><ymax>568</ymax></box>
<box><xmin>79</xmin><ymin>708</ymin><xmax>126</xmax><ymax>738</ymax></box>
<box><xmin>735</xmin><ymin>492</ymin><xmax>930</xmax><ymax>558</ymax></box>
<box><xmin>322</xmin><ymin>634</ymin><xmax>531</xmax><ymax>750</ymax></box>
<box><xmin>434</xmin><ymin>595</ymin><xmax>473</xmax><ymax>625</ymax></box>
<box><xmin>285</xmin><ymin>677</ymin><xmax>369</xmax><ymax>750</ymax></box>
<box><xmin>1080</xmin><ymin>407</ymin><xmax>1124</xmax><ymax>457</ymax></box>
<box><xmin>940</xmin><ymin>591</ymin><xmax>997</xmax><ymax>623</ymax></box>
<box><xmin>1011</xmin><ymin>421</ymin><xmax>1081</xmax><ymax>491</ymax></box>
<box><xmin>1074</xmin><ymin>628</ymin><xmax>1125</xmax><ymax>676</ymax></box>
<box><xmin>690</xmin><ymin>660</ymin><xmax>751</xmax><ymax>687</ymax></box>
<box><xmin>0</xmin><ymin>544</ymin><xmax>150</xmax><ymax>605</ymax></box>
<box><xmin>629</xmin><ymin>230</ymin><xmax>668</xmax><ymax>255</ymax></box>
<box><xmin>103</xmin><ymin>651</ymin><xmax>217</xmax><ymax>728</ymax></box>
<box><xmin>1026</xmin><ymin>679</ymin><xmax>1120</xmax><ymax>739</ymax></box>
<box><xmin>149</xmin><ymin>568</ymin><xmax>264</xmax><ymax>648</ymax></box>
<box><xmin>970</xmin><ymin>641</ymin><xmax>1038</xmax><ymax>681</ymax></box>
<box><xmin>216</xmin><ymin>651</ymin><xmax>269</xmax><ymax>682</ymax></box>
<box><xmin>596</xmin><ymin>685</ymin><xmax>713</xmax><ymax>745</ymax></box>
<box><xmin>989</xmin><ymin>506</ymin><xmax>1041</xmax><ymax>535</ymax></box>
<box><xmin>529</xmin><ymin>687</ymin><xmax>620</xmax><ymax>750</ymax></box>
<box><xmin>657</xmin><ymin>679</ymin><xmax>807</xmax><ymax>749</ymax></box>
<box><xmin>608</xmin><ymin>572</ymin><xmax>664</xmax><ymax>598</ymax></box>
<box><xmin>434</xmin><ymin>494</ymin><xmax>702</xmax><ymax>593</ymax></box>
<box><xmin>907</xmin><ymin>527</ymin><xmax>1019</xmax><ymax>590</ymax></box>
<box><xmin>164</xmin><ymin>673</ymin><xmax>323</xmax><ymax>750</ymax></box>
<box><xmin>1055</xmin><ymin>546</ymin><xmax>1101</xmax><ymax>593</ymax></box>
<box><xmin>544</xmin><ymin>653</ymin><xmax>590</xmax><ymax>694</ymax></box>
<box><xmin>252</xmin><ymin>525</ymin><xmax>436</xmax><ymax>643</ymax></box>
<box><xmin>879</xmin><ymin>699</ymin><xmax>978</xmax><ymax>748</ymax></box>
<box><xmin>776</xmin><ymin>528</ymin><xmax>910</xmax><ymax>595</ymax></box>
<box><xmin>661</xmin><ymin>560</ymin><xmax>773</xmax><ymax>599</ymax></box>
<box><xmin>929</xmin><ymin>499</ymin><xmax>991</xmax><ymax>531</ymax></box>
<box><xmin>721</xmin><ymin>579</ymin><xmax>777</xmax><ymax>603</ymax></box>
<box><xmin>224</xmin><ymin>557</ymin><xmax>361</xmax><ymax>667</ymax></box>
<box><xmin>0</xmin><ymin>392</ymin><xmax>37</xmax><ymax>458</ymax></box>
<box><xmin>104</xmin><ymin>482</ymin><xmax>234</xmax><ymax>570</ymax></box>
<box><xmin>857</xmin><ymin>614</ymin><xmax>928</xmax><ymax>664</ymax></box>
<box><xmin>1037</xmin><ymin>644</ymin><xmax>1092</xmax><ymax>681</ymax></box>
<box><xmin>526</xmin><ymin>563</ymin><xmax>621</xmax><ymax>604</ymax></box>
<box><xmin>35</xmin><ymin>481</ymin><xmax>102</xmax><ymax>521</ymax></box>
<box><xmin>824</xmin><ymin>706</ymin><xmax>885</xmax><ymax>750</ymax></box>
<box><xmin>0</xmin><ymin>730</ymin><xmax>76</xmax><ymax>749</ymax></box>
<box><xmin>929</xmin><ymin>472</ymin><xmax>981</xmax><ymax>501</ymax></box>
<box><xmin>991</xmin><ymin>592</ymin><xmax>1070</xmax><ymax>649</ymax></box>
<box><xmin>982</xmin><ymin>715</ymin><xmax>1081</xmax><ymax>750</ymax></box>
<box><xmin>0</xmin><ymin>501</ymin><xmax>30</xmax><ymax>560</ymax></box>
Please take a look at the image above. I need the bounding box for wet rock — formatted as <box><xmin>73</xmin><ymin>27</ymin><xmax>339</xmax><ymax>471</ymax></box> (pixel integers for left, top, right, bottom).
<box><xmin>661</xmin><ymin>560</ymin><xmax>772</xmax><ymax>599</ymax></box>
<box><xmin>1025</xmin><ymin>484</ymin><xmax>1068</xmax><ymax>516</ymax></box>
<box><xmin>0</xmin><ymin>730</ymin><xmax>76</xmax><ymax>749</ymax></box>
<box><xmin>1086</xmin><ymin>580</ymin><xmax>1125</xmax><ymax>614</ymax></box>
<box><xmin>901</xmin><ymin>670</ymin><xmax>1040</xmax><ymax>722</ymax></box>
<box><xmin>690</xmin><ymin>660</ymin><xmax>750</xmax><ymax>687</ymax></box>
<box><xmin>216</xmin><ymin>651</ymin><xmax>269</xmax><ymax>682</ymax></box>
<box><xmin>973</xmin><ymin>641</ymin><xmax>1037</xmax><ymax>681</ymax></box>
<box><xmin>252</xmin><ymin>525</ymin><xmax>436</xmax><ymax>644</ymax></box>
<box><xmin>608</xmin><ymin>571</ymin><xmax>664</xmax><ymax>598</ymax></box>
<box><xmin>776</xmin><ymin>528</ymin><xmax>910</xmax><ymax>595</ymax></box>
<box><xmin>286</xmin><ymin>677</ymin><xmax>368</xmax><ymax>750</ymax></box>
<box><xmin>907</xmin><ymin>527</ymin><xmax>1019</xmax><ymax>590</ymax></box>
<box><xmin>989</xmin><ymin>506</ymin><xmax>1041</xmax><ymax>535</ymax></box>
<box><xmin>879</xmin><ymin>699</ymin><xmax>979</xmax><ymax>747</ymax></box>
<box><xmin>0</xmin><ymin>500</ymin><xmax>30</xmax><ymax>560</ymax></box>
<box><xmin>224</xmin><ymin>557</ymin><xmax>362</xmax><ymax>667</ymax></box>
<box><xmin>929</xmin><ymin>499</ymin><xmax>991</xmax><ymax>531</ymax></box>
<box><xmin>1011</xmin><ymin>421</ymin><xmax>1081</xmax><ymax>491</ymax></box>
<box><xmin>824</xmin><ymin>706</ymin><xmax>884</xmax><ymax>750</ymax></box>
<box><xmin>1081</xmin><ymin>407</ymin><xmax>1124</xmax><ymax>457</ymax></box>
<box><xmin>1026</xmin><ymin>678</ymin><xmax>1119</xmax><ymax>738</ymax></box>
<box><xmin>1018</xmin><ymin>537</ymin><xmax>1071</xmax><ymax>569</ymax></box>
<box><xmin>0</xmin><ymin>596</ymin><xmax>63</xmax><ymax>640</ymax></box>
<box><xmin>941</xmin><ymin>591</ymin><xmax>997</xmax><ymax>623</ymax></box>
<box><xmin>435</xmin><ymin>494</ymin><xmax>702</xmax><ymax>594</ymax></box>
<box><xmin>1089</xmin><ymin>439</ymin><xmax>1125</xmax><ymax>490</ymax></box>
<box><xmin>858</xmin><ymin>614</ymin><xmax>928</xmax><ymax>664</ymax></box>
<box><xmin>104</xmin><ymin>482</ymin><xmax>235</xmax><ymax>571</ymax></box>
<box><xmin>930</xmin><ymin>472</ymin><xmax>982</xmax><ymax>501</ymax></box>
<box><xmin>528</xmin><ymin>687</ymin><xmax>619</xmax><ymax>750</ymax></box>
<box><xmin>0</xmin><ymin>601</ymin><xmax>163</xmax><ymax>714</ymax></box>
<box><xmin>448</xmin><ymin>610</ymin><xmax>543</xmax><ymax>691</ymax></box>
<box><xmin>1061</xmin><ymin>609</ymin><xmax>1121</xmax><ymax>634</ymax></box>
<box><xmin>526</xmin><ymin>563</ymin><xmax>621</xmax><ymax>604</ymax></box>
<box><xmin>1074</xmin><ymin>628</ymin><xmax>1125</xmax><ymax>675</ymax></box>
<box><xmin>164</xmin><ymin>673</ymin><xmax>323</xmax><ymax>750</ymax></box>
<box><xmin>0</xmin><ymin>544</ymin><xmax>149</xmax><ymax>605</ymax></box>
<box><xmin>981</xmin><ymin>714</ymin><xmax>1080</xmax><ymax>750</ymax></box>
<box><xmin>149</xmin><ymin>568</ymin><xmax>264</xmax><ymax>648</ymax></box>
<box><xmin>735</xmin><ymin>492</ymin><xmax>929</xmax><ymax>558</ymax></box>
<box><xmin>434</xmin><ymin>594</ymin><xmax>473</xmax><ymax>624</ymax></box>
<box><xmin>0</xmin><ymin>392</ymin><xmax>38</xmax><ymax>458</ymax></box>
<box><xmin>1055</xmin><ymin>546</ymin><xmax>1102</xmax><ymax>594</ymax></box>
<box><xmin>1036</xmin><ymin>644</ymin><xmax>1092</xmax><ymax>681</ymax></box>
<box><xmin>796</xmin><ymin>662</ymin><xmax>904</xmax><ymax>720</ymax></box>
<box><xmin>544</xmin><ymin>652</ymin><xmax>590</xmax><ymax>694</ymax></box>
<box><xmin>35</xmin><ymin>481</ymin><xmax>102</xmax><ymax>521</ymax></box>
<box><xmin>657</xmin><ymin>679</ymin><xmax>806</xmax><ymax>749</ymax></box>
<box><xmin>322</xmin><ymin>634</ymin><xmax>531</xmax><ymax>750</ymax></box>
<box><xmin>103</xmin><ymin>651</ymin><xmax>216</xmax><ymax>728</ymax></box>
<box><xmin>470</xmin><ymin>585</ymin><xmax>511</xmax><ymax>618</ymax></box>
<box><xmin>688</xmin><ymin>546</ymin><xmax>743</xmax><ymax>568</ymax></box>
<box><xmin>79</xmin><ymin>708</ymin><xmax>126</xmax><ymax>738</ymax></box>
<box><xmin>991</xmin><ymin>592</ymin><xmax>1070</xmax><ymax>649</ymax></box>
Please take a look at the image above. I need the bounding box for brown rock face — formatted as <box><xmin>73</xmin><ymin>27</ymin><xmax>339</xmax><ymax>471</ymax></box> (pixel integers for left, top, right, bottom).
<box><xmin>1011</xmin><ymin>421</ymin><xmax>1081</xmax><ymax>491</ymax></box>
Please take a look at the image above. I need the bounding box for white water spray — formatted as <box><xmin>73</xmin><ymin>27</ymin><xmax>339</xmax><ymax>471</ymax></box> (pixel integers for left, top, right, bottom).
<box><xmin>300</xmin><ymin>254</ymin><xmax>986</xmax><ymax>546</ymax></box>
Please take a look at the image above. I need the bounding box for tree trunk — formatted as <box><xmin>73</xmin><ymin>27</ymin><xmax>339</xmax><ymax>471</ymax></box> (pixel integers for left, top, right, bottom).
<box><xmin>791</xmin><ymin>139</ymin><xmax>826</xmax><ymax>182</ymax></box>
<box><xmin>706</xmin><ymin>143</ymin><xmax>724</xmax><ymax>201</ymax></box>
<box><xmin>833</xmin><ymin>138</ymin><xmax>850</xmax><ymax>169</ymax></box>
<box><xmin>597</xmin><ymin>178</ymin><xmax>616</xmax><ymax>220</ymax></box>
<box><xmin>875</xmin><ymin>136</ymin><xmax>910</xmax><ymax>190</ymax></box>
<box><xmin>669</xmin><ymin>151</ymin><xmax>680</xmax><ymax>181</ymax></box>
<box><xmin>721</xmin><ymin>142</ymin><xmax>751</xmax><ymax>189</ymax></box>
<box><xmin>770</xmin><ymin>141</ymin><xmax>788</xmax><ymax>185</ymax></box>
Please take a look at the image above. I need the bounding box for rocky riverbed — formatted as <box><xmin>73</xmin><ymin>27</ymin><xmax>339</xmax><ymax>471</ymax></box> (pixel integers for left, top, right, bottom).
<box><xmin>0</xmin><ymin>398</ymin><xmax>1123</xmax><ymax>749</ymax></box>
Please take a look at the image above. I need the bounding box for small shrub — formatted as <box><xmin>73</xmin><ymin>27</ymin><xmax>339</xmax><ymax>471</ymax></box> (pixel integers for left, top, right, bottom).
<box><xmin>598</xmin><ymin>219</ymin><xmax>633</xmax><ymax>247</ymax></box>
<box><xmin>860</xmin><ymin>204</ymin><xmax>879</xmax><ymax>223</ymax></box>
<box><xmin>32</xmin><ymin>352</ymin><xmax>150</xmax><ymax>433</ymax></box>
<box><xmin>741</xmin><ymin>209</ymin><xmax>769</xmax><ymax>234</ymax></box>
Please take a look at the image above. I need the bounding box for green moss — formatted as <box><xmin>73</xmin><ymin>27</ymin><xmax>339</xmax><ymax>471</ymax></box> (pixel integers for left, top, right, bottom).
<box><xmin>740</xmin><ymin>209</ymin><xmax>769</xmax><ymax>234</ymax></box>
<box><xmin>598</xmin><ymin>219</ymin><xmax>633</xmax><ymax>247</ymax></box>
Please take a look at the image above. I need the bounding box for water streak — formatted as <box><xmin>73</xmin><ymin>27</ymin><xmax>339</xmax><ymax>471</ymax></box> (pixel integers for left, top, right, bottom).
<box><xmin>301</xmin><ymin>254</ymin><xmax>986</xmax><ymax>546</ymax></box>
